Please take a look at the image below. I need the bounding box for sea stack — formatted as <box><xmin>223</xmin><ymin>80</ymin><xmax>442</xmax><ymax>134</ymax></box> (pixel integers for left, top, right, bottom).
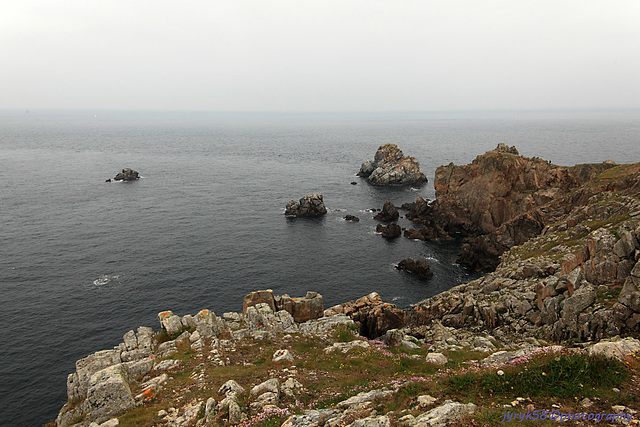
<box><xmin>108</xmin><ymin>168</ymin><xmax>140</xmax><ymax>182</ymax></box>
<box><xmin>357</xmin><ymin>144</ymin><xmax>427</xmax><ymax>186</ymax></box>
<box><xmin>284</xmin><ymin>193</ymin><xmax>327</xmax><ymax>217</ymax></box>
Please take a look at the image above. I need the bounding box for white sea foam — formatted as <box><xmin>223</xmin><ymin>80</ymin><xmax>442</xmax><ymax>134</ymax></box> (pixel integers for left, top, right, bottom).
<box><xmin>92</xmin><ymin>274</ymin><xmax>121</xmax><ymax>286</ymax></box>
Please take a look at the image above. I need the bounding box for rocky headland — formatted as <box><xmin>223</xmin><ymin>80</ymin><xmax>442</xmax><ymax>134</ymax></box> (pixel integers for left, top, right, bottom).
<box><xmin>401</xmin><ymin>144</ymin><xmax>622</xmax><ymax>271</ymax></box>
<box><xmin>52</xmin><ymin>146</ymin><xmax>640</xmax><ymax>427</ymax></box>
<box><xmin>357</xmin><ymin>144</ymin><xmax>427</xmax><ymax>186</ymax></box>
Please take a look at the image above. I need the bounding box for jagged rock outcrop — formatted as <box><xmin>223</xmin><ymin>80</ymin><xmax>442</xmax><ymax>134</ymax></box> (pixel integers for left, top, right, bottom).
<box><xmin>376</xmin><ymin>222</ymin><xmax>401</xmax><ymax>239</ymax></box>
<box><xmin>107</xmin><ymin>168</ymin><xmax>139</xmax><ymax>182</ymax></box>
<box><xmin>357</xmin><ymin>144</ymin><xmax>427</xmax><ymax>186</ymax></box>
<box><xmin>373</xmin><ymin>200</ymin><xmax>399</xmax><ymax>222</ymax></box>
<box><xmin>404</xmin><ymin>145</ymin><xmax>619</xmax><ymax>270</ymax></box>
<box><xmin>396</xmin><ymin>257</ymin><xmax>433</xmax><ymax>279</ymax></box>
<box><xmin>285</xmin><ymin>193</ymin><xmax>327</xmax><ymax>217</ymax></box>
<box><xmin>325</xmin><ymin>292</ymin><xmax>405</xmax><ymax>338</ymax></box>
<box><xmin>405</xmin><ymin>182</ymin><xmax>640</xmax><ymax>343</ymax></box>
<box><xmin>242</xmin><ymin>289</ymin><xmax>324</xmax><ymax>323</ymax></box>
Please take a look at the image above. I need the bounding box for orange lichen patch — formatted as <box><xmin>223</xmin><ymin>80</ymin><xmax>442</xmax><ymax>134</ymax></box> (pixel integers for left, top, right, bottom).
<box><xmin>159</xmin><ymin>311</ymin><xmax>172</xmax><ymax>319</ymax></box>
<box><xmin>141</xmin><ymin>387</ymin><xmax>156</xmax><ymax>402</ymax></box>
<box><xmin>199</xmin><ymin>309</ymin><xmax>210</xmax><ymax>316</ymax></box>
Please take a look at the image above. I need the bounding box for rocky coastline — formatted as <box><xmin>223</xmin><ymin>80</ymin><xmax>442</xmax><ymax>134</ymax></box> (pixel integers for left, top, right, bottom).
<box><xmin>52</xmin><ymin>288</ymin><xmax>639</xmax><ymax>427</ymax></box>
<box><xmin>53</xmin><ymin>146</ymin><xmax>640</xmax><ymax>426</ymax></box>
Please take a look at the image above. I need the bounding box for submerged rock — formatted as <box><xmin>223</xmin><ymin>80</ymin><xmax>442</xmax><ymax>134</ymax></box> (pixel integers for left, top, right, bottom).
<box><xmin>358</xmin><ymin>144</ymin><xmax>427</xmax><ymax>186</ymax></box>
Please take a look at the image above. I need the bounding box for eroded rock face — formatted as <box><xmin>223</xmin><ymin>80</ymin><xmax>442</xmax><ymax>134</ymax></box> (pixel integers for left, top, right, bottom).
<box><xmin>358</xmin><ymin>144</ymin><xmax>427</xmax><ymax>186</ymax></box>
<box><xmin>285</xmin><ymin>193</ymin><xmax>327</xmax><ymax>217</ymax></box>
<box><xmin>275</xmin><ymin>291</ymin><xmax>324</xmax><ymax>322</ymax></box>
<box><xmin>324</xmin><ymin>292</ymin><xmax>405</xmax><ymax>338</ymax></box>
<box><xmin>405</xmin><ymin>145</ymin><xmax>617</xmax><ymax>270</ymax></box>
<box><xmin>85</xmin><ymin>364</ymin><xmax>135</xmax><ymax>423</ymax></box>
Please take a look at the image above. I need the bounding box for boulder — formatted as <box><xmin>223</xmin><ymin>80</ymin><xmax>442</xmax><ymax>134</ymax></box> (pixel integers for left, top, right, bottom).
<box><xmin>250</xmin><ymin>378</ymin><xmax>280</xmax><ymax>396</ymax></box>
<box><xmin>588</xmin><ymin>337</ymin><xmax>640</xmax><ymax>361</ymax></box>
<box><xmin>619</xmin><ymin>275</ymin><xmax>640</xmax><ymax>312</ymax></box>
<box><xmin>376</xmin><ymin>222</ymin><xmax>402</xmax><ymax>239</ymax></box>
<box><xmin>324</xmin><ymin>292</ymin><xmax>405</xmax><ymax>338</ymax></box>
<box><xmin>408</xmin><ymin>400</ymin><xmax>477</xmax><ymax>426</ymax></box>
<box><xmin>67</xmin><ymin>349</ymin><xmax>122</xmax><ymax>402</ymax></box>
<box><xmin>344</xmin><ymin>215</ymin><xmax>360</xmax><ymax>222</ymax></box>
<box><xmin>243</xmin><ymin>289</ymin><xmax>276</xmax><ymax>315</ymax></box>
<box><xmin>336</xmin><ymin>388</ymin><xmax>394</xmax><ymax>408</ymax></box>
<box><xmin>112</xmin><ymin>168</ymin><xmax>139</xmax><ymax>181</ymax></box>
<box><xmin>396</xmin><ymin>258</ymin><xmax>433</xmax><ymax>279</ymax></box>
<box><xmin>358</xmin><ymin>144</ymin><xmax>427</xmax><ymax>186</ymax></box>
<box><xmin>351</xmin><ymin>416</ymin><xmax>391</xmax><ymax>427</ymax></box>
<box><xmin>374</xmin><ymin>201</ymin><xmax>399</xmax><ymax>222</ymax></box>
<box><xmin>218</xmin><ymin>380</ymin><xmax>246</xmax><ymax>397</ymax></box>
<box><xmin>275</xmin><ymin>291</ymin><xmax>324</xmax><ymax>322</ymax></box>
<box><xmin>194</xmin><ymin>309</ymin><xmax>225</xmax><ymax>338</ymax></box>
<box><xmin>425</xmin><ymin>352</ymin><xmax>448</xmax><ymax>365</ymax></box>
<box><xmin>157</xmin><ymin>311</ymin><xmax>183</xmax><ymax>336</ymax></box>
<box><xmin>85</xmin><ymin>364</ymin><xmax>135</xmax><ymax>423</ymax></box>
<box><xmin>285</xmin><ymin>193</ymin><xmax>327</xmax><ymax>217</ymax></box>
<box><xmin>272</xmin><ymin>349</ymin><xmax>294</xmax><ymax>362</ymax></box>
<box><xmin>136</xmin><ymin>327</ymin><xmax>154</xmax><ymax>350</ymax></box>
<box><xmin>122</xmin><ymin>330</ymin><xmax>137</xmax><ymax>351</ymax></box>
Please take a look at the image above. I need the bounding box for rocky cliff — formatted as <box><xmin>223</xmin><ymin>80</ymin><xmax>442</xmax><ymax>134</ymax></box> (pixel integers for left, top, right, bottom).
<box><xmin>52</xmin><ymin>288</ymin><xmax>640</xmax><ymax>427</ymax></box>
<box><xmin>402</xmin><ymin>162</ymin><xmax>640</xmax><ymax>345</ymax></box>
<box><xmin>404</xmin><ymin>144</ymin><xmax>618</xmax><ymax>270</ymax></box>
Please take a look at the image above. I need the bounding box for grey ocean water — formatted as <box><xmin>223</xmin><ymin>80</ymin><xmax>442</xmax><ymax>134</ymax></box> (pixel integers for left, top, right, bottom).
<box><xmin>1</xmin><ymin>110</ymin><xmax>639</xmax><ymax>425</ymax></box>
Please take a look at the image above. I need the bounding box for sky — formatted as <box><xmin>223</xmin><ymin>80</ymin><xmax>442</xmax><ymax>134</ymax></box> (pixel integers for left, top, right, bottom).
<box><xmin>1</xmin><ymin>1</ymin><xmax>639</xmax><ymax>112</ymax></box>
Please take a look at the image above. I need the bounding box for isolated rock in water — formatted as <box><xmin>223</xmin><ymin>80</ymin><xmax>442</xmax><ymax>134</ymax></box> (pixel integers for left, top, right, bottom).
<box><xmin>374</xmin><ymin>200</ymin><xmax>399</xmax><ymax>221</ymax></box>
<box><xmin>358</xmin><ymin>144</ymin><xmax>427</xmax><ymax>186</ymax></box>
<box><xmin>344</xmin><ymin>215</ymin><xmax>360</xmax><ymax>222</ymax></box>
<box><xmin>285</xmin><ymin>193</ymin><xmax>327</xmax><ymax>217</ymax></box>
<box><xmin>397</xmin><ymin>257</ymin><xmax>433</xmax><ymax>279</ymax></box>
<box><xmin>376</xmin><ymin>223</ymin><xmax>402</xmax><ymax>239</ymax></box>
<box><xmin>112</xmin><ymin>168</ymin><xmax>139</xmax><ymax>181</ymax></box>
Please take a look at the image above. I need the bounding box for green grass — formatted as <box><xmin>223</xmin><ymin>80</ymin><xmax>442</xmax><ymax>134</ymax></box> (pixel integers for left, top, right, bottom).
<box><xmin>447</xmin><ymin>353</ymin><xmax>628</xmax><ymax>400</ymax></box>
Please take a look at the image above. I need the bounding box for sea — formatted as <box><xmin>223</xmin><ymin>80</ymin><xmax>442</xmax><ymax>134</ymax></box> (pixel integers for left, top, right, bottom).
<box><xmin>1</xmin><ymin>109</ymin><xmax>639</xmax><ymax>426</ymax></box>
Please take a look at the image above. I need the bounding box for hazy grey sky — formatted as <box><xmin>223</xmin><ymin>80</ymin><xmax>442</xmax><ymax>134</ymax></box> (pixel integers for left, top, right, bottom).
<box><xmin>2</xmin><ymin>1</ymin><xmax>639</xmax><ymax>111</ymax></box>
